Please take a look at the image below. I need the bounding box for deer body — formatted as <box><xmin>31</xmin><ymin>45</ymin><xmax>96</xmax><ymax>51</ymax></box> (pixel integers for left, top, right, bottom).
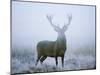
<box><xmin>36</xmin><ymin>14</ymin><xmax>72</xmax><ymax>67</ymax></box>
<box><xmin>37</xmin><ymin>34</ymin><xmax>66</xmax><ymax>57</ymax></box>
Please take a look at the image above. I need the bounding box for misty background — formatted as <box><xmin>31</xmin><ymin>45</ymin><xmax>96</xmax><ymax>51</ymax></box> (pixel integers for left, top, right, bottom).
<box><xmin>12</xmin><ymin>1</ymin><xmax>95</xmax><ymax>51</ymax></box>
<box><xmin>11</xmin><ymin>1</ymin><xmax>96</xmax><ymax>74</ymax></box>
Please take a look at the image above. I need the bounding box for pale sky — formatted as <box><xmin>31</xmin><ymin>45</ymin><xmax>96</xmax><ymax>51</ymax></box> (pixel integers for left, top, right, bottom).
<box><xmin>12</xmin><ymin>1</ymin><xmax>96</xmax><ymax>50</ymax></box>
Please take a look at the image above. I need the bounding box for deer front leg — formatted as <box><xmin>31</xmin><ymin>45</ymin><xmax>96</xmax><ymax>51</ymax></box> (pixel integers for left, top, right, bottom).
<box><xmin>61</xmin><ymin>55</ymin><xmax>64</xmax><ymax>67</ymax></box>
<box><xmin>55</xmin><ymin>57</ymin><xmax>58</xmax><ymax>66</ymax></box>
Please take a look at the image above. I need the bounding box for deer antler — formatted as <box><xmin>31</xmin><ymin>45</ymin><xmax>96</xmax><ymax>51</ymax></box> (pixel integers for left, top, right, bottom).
<box><xmin>67</xmin><ymin>14</ymin><xmax>72</xmax><ymax>26</ymax></box>
<box><xmin>62</xmin><ymin>14</ymin><xmax>72</xmax><ymax>31</ymax></box>
<box><xmin>46</xmin><ymin>15</ymin><xmax>60</xmax><ymax>31</ymax></box>
<box><xmin>46</xmin><ymin>15</ymin><xmax>54</xmax><ymax>26</ymax></box>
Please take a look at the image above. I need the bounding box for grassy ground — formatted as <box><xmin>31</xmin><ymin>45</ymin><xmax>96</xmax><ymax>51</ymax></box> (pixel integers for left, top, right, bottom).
<box><xmin>11</xmin><ymin>47</ymin><xmax>96</xmax><ymax>74</ymax></box>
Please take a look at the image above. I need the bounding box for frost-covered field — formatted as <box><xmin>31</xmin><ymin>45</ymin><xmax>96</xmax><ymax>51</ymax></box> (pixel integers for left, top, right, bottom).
<box><xmin>11</xmin><ymin>47</ymin><xmax>96</xmax><ymax>74</ymax></box>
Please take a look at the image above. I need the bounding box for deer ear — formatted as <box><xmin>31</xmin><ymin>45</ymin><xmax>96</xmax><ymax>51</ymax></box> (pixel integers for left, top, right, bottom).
<box><xmin>62</xmin><ymin>25</ymin><xmax>68</xmax><ymax>32</ymax></box>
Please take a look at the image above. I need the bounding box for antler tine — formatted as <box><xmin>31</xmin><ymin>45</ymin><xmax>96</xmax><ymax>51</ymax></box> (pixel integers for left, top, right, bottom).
<box><xmin>46</xmin><ymin>15</ymin><xmax>53</xmax><ymax>25</ymax></box>
<box><xmin>46</xmin><ymin>14</ymin><xmax>61</xmax><ymax>31</ymax></box>
<box><xmin>66</xmin><ymin>14</ymin><xmax>72</xmax><ymax>26</ymax></box>
<box><xmin>46</xmin><ymin>14</ymin><xmax>58</xmax><ymax>28</ymax></box>
<box><xmin>62</xmin><ymin>14</ymin><xmax>72</xmax><ymax>31</ymax></box>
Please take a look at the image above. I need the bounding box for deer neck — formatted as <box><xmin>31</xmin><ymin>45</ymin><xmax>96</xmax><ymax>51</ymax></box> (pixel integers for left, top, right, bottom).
<box><xmin>58</xmin><ymin>34</ymin><xmax>66</xmax><ymax>42</ymax></box>
<box><xmin>55</xmin><ymin>34</ymin><xmax>66</xmax><ymax>50</ymax></box>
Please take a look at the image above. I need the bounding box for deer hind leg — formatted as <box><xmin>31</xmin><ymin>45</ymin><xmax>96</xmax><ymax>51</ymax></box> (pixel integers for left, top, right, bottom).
<box><xmin>40</xmin><ymin>56</ymin><xmax>47</xmax><ymax>64</ymax></box>
<box><xmin>55</xmin><ymin>57</ymin><xmax>58</xmax><ymax>66</ymax></box>
<box><xmin>35</xmin><ymin>55</ymin><xmax>41</xmax><ymax>66</ymax></box>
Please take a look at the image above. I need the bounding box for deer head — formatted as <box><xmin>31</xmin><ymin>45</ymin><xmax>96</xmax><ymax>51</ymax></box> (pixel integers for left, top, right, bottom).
<box><xmin>46</xmin><ymin>14</ymin><xmax>72</xmax><ymax>39</ymax></box>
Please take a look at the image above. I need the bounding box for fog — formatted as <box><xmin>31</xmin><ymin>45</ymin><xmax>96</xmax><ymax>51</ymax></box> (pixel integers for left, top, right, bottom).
<box><xmin>11</xmin><ymin>1</ymin><xmax>96</xmax><ymax>74</ymax></box>
<box><xmin>12</xmin><ymin>1</ymin><xmax>95</xmax><ymax>51</ymax></box>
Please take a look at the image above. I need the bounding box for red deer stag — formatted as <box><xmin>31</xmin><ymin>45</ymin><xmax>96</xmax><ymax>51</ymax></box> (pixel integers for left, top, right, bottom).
<box><xmin>36</xmin><ymin>14</ymin><xmax>72</xmax><ymax>67</ymax></box>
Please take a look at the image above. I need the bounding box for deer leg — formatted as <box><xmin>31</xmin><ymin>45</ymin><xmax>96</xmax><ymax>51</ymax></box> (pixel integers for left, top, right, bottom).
<box><xmin>55</xmin><ymin>57</ymin><xmax>58</xmax><ymax>66</ymax></box>
<box><xmin>40</xmin><ymin>56</ymin><xmax>47</xmax><ymax>64</ymax></box>
<box><xmin>61</xmin><ymin>56</ymin><xmax>64</xmax><ymax>67</ymax></box>
<box><xmin>35</xmin><ymin>55</ymin><xmax>41</xmax><ymax>66</ymax></box>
